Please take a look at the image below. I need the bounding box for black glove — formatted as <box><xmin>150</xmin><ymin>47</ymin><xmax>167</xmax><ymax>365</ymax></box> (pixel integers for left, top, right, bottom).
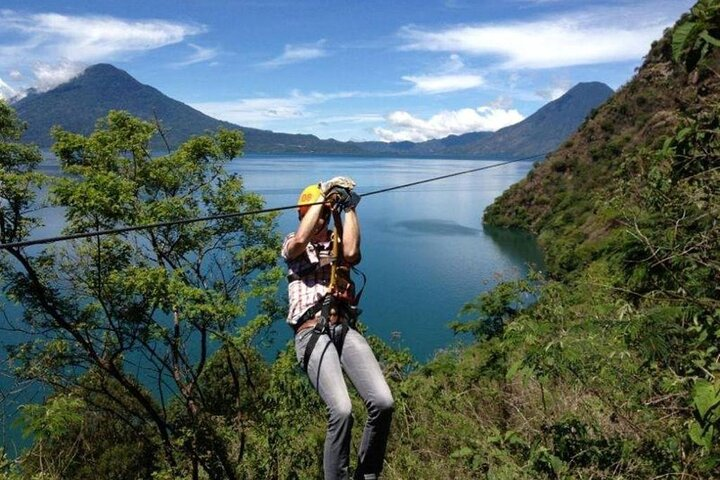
<box><xmin>340</xmin><ymin>190</ymin><xmax>361</xmax><ymax>211</ymax></box>
<box><xmin>326</xmin><ymin>187</ymin><xmax>361</xmax><ymax>211</ymax></box>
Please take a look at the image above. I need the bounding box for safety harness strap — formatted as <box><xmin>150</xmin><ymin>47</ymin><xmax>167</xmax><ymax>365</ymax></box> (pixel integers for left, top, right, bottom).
<box><xmin>297</xmin><ymin>203</ymin><xmax>362</xmax><ymax>371</ymax></box>
<box><xmin>302</xmin><ymin>295</ymin><xmax>332</xmax><ymax>371</ymax></box>
<box><xmin>286</xmin><ymin>237</ymin><xmax>333</xmax><ymax>283</ymax></box>
<box><xmin>301</xmin><ymin>297</ymin><xmax>358</xmax><ymax>371</ymax></box>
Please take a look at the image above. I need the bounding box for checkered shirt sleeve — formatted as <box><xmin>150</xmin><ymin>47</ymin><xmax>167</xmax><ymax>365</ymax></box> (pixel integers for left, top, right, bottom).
<box><xmin>282</xmin><ymin>233</ymin><xmax>332</xmax><ymax>325</ymax></box>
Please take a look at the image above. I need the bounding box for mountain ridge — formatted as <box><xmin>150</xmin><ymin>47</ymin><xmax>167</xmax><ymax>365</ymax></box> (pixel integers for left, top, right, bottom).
<box><xmin>13</xmin><ymin>63</ymin><xmax>612</xmax><ymax>158</ymax></box>
<box><xmin>13</xmin><ymin>63</ymin><xmax>365</xmax><ymax>155</ymax></box>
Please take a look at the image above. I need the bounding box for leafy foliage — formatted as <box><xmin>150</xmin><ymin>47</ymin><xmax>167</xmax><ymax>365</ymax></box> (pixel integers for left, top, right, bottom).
<box><xmin>451</xmin><ymin>276</ymin><xmax>533</xmax><ymax>341</ymax></box>
<box><xmin>477</xmin><ymin>2</ymin><xmax>720</xmax><ymax>476</ymax></box>
<box><xmin>0</xmin><ymin>101</ymin><xmax>45</xmax><ymax>246</ymax></box>
<box><xmin>1</xmin><ymin>108</ymin><xmax>282</xmax><ymax>479</ymax></box>
<box><xmin>672</xmin><ymin>0</ymin><xmax>720</xmax><ymax>73</ymax></box>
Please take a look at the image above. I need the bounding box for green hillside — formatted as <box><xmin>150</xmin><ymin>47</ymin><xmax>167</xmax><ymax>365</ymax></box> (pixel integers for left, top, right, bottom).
<box><xmin>484</xmin><ymin>10</ymin><xmax>719</xmax><ymax>276</ymax></box>
<box><xmin>468</xmin><ymin>1</ymin><xmax>720</xmax><ymax>477</ymax></box>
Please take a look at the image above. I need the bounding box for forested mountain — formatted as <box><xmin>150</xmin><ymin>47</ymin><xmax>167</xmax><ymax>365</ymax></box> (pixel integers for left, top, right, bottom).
<box><xmin>447</xmin><ymin>82</ymin><xmax>614</xmax><ymax>157</ymax></box>
<box><xmin>13</xmin><ymin>64</ymin><xmax>365</xmax><ymax>155</ymax></box>
<box><xmin>351</xmin><ymin>82</ymin><xmax>614</xmax><ymax>158</ymax></box>
<box><xmin>12</xmin><ymin>63</ymin><xmax>611</xmax><ymax>158</ymax></box>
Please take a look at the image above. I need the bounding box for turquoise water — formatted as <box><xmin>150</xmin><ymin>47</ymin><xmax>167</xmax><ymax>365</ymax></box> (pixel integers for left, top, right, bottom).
<box><xmin>227</xmin><ymin>155</ymin><xmax>543</xmax><ymax>359</ymax></box>
<box><xmin>1</xmin><ymin>154</ymin><xmax>542</xmax><ymax>452</ymax></box>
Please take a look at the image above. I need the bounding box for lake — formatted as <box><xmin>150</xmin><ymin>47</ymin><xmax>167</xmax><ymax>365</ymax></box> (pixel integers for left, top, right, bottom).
<box><xmin>228</xmin><ymin>155</ymin><xmax>543</xmax><ymax>358</ymax></box>
<box><xmin>1</xmin><ymin>154</ymin><xmax>542</xmax><ymax>452</ymax></box>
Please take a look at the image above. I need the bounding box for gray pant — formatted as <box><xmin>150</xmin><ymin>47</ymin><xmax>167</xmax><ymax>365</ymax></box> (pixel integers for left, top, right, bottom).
<box><xmin>295</xmin><ymin>325</ymin><xmax>394</xmax><ymax>480</ymax></box>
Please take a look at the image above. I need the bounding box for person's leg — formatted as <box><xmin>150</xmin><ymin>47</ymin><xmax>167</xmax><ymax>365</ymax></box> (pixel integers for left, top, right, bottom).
<box><xmin>296</xmin><ymin>329</ymin><xmax>354</xmax><ymax>480</ymax></box>
<box><xmin>336</xmin><ymin>327</ymin><xmax>394</xmax><ymax>480</ymax></box>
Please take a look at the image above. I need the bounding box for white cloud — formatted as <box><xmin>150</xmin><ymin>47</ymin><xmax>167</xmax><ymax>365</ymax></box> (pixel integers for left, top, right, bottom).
<box><xmin>9</xmin><ymin>70</ymin><xmax>23</xmax><ymax>80</ymax></box>
<box><xmin>194</xmin><ymin>97</ymin><xmax>307</xmax><ymax>124</ymax></box>
<box><xmin>399</xmin><ymin>2</ymin><xmax>687</xmax><ymax>69</ymax></box>
<box><xmin>191</xmin><ymin>90</ymin><xmax>359</xmax><ymax>126</ymax></box>
<box><xmin>260</xmin><ymin>40</ymin><xmax>328</xmax><ymax>68</ymax></box>
<box><xmin>0</xmin><ymin>11</ymin><xmax>204</xmax><ymax>62</ymax></box>
<box><xmin>32</xmin><ymin>60</ymin><xmax>86</xmax><ymax>92</ymax></box>
<box><xmin>374</xmin><ymin>106</ymin><xmax>524</xmax><ymax>142</ymax></box>
<box><xmin>402</xmin><ymin>73</ymin><xmax>484</xmax><ymax>94</ymax></box>
<box><xmin>400</xmin><ymin>54</ymin><xmax>483</xmax><ymax>94</ymax></box>
<box><xmin>444</xmin><ymin>53</ymin><xmax>465</xmax><ymax>72</ymax></box>
<box><xmin>536</xmin><ymin>79</ymin><xmax>571</xmax><ymax>101</ymax></box>
<box><xmin>317</xmin><ymin>114</ymin><xmax>385</xmax><ymax>124</ymax></box>
<box><xmin>0</xmin><ymin>10</ymin><xmax>203</xmax><ymax>91</ymax></box>
<box><xmin>489</xmin><ymin>95</ymin><xmax>513</xmax><ymax>109</ymax></box>
<box><xmin>171</xmin><ymin>43</ymin><xmax>219</xmax><ymax>67</ymax></box>
<box><xmin>0</xmin><ymin>78</ymin><xmax>18</xmax><ymax>101</ymax></box>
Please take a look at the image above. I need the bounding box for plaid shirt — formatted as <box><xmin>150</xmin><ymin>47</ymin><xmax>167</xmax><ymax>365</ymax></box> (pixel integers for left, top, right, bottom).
<box><xmin>281</xmin><ymin>232</ymin><xmax>333</xmax><ymax>326</ymax></box>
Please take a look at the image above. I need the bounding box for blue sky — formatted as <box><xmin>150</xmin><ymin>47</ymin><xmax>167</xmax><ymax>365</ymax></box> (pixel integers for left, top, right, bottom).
<box><xmin>0</xmin><ymin>0</ymin><xmax>695</xmax><ymax>142</ymax></box>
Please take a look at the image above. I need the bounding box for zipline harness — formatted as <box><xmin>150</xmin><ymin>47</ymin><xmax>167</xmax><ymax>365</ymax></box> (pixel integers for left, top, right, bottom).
<box><xmin>291</xmin><ymin>207</ymin><xmax>366</xmax><ymax>370</ymax></box>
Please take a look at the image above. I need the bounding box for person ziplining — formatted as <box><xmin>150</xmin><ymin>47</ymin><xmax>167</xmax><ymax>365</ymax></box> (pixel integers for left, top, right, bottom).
<box><xmin>281</xmin><ymin>177</ymin><xmax>394</xmax><ymax>480</ymax></box>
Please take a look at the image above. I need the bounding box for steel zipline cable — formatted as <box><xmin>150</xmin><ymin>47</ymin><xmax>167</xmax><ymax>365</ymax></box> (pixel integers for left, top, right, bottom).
<box><xmin>0</xmin><ymin>152</ymin><xmax>549</xmax><ymax>250</ymax></box>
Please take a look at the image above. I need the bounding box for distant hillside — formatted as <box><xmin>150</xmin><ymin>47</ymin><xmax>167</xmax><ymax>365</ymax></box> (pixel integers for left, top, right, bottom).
<box><xmin>350</xmin><ymin>131</ymin><xmax>494</xmax><ymax>156</ymax></box>
<box><xmin>13</xmin><ymin>63</ymin><xmax>612</xmax><ymax>158</ymax></box>
<box><xmin>446</xmin><ymin>82</ymin><xmax>614</xmax><ymax>157</ymax></box>
<box><xmin>353</xmin><ymin>82</ymin><xmax>614</xmax><ymax>158</ymax></box>
<box><xmin>13</xmin><ymin>64</ymin><xmax>364</xmax><ymax>155</ymax></box>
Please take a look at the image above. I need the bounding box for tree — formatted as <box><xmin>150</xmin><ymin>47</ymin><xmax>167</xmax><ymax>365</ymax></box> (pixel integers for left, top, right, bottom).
<box><xmin>0</xmin><ymin>107</ymin><xmax>282</xmax><ymax>479</ymax></box>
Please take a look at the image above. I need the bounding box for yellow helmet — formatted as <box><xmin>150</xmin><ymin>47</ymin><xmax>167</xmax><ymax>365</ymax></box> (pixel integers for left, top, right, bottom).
<box><xmin>297</xmin><ymin>183</ymin><xmax>324</xmax><ymax>219</ymax></box>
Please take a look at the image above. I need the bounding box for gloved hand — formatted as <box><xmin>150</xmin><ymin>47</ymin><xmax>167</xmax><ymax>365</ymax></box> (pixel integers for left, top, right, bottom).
<box><xmin>319</xmin><ymin>176</ymin><xmax>356</xmax><ymax>195</ymax></box>
<box><xmin>340</xmin><ymin>190</ymin><xmax>361</xmax><ymax>211</ymax></box>
<box><xmin>326</xmin><ymin>187</ymin><xmax>361</xmax><ymax>211</ymax></box>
